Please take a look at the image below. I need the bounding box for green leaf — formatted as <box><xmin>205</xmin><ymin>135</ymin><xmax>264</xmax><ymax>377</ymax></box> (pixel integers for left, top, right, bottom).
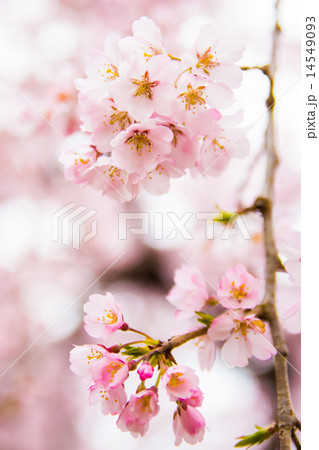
<box><xmin>214</xmin><ymin>211</ymin><xmax>238</xmax><ymax>224</ymax></box>
<box><xmin>195</xmin><ymin>311</ymin><xmax>214</xmax><ymax>327</ymax></box>
<box><xmin>122</xmin><ymin>346</ymin><xmax>150</xmax><ymax>358</ymax></box>
<box><xmin>235</xmin><ymin>424</ymin><xmax>277</xmax><ymax>448</ymax></box>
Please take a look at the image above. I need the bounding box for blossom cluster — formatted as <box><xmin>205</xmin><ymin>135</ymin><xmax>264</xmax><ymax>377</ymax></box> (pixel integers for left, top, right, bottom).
<box><xmin>70</xmin><ymin>292</ymin><xmax>205</xmax><ymax>446</ymax></box>
<box><xmin>60</xmin><ymin>17</ymin><xmax>248</xmax><ymax>201</ymax></box>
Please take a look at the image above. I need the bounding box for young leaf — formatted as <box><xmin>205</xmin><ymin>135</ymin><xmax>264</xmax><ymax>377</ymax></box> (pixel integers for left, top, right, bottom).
<box><xmin>195</xmin><ymin>311</ymin><xmax>214</xmax><ymax>327</ymax></box>
<box><xmin>122</xmin><ymin>346</ymin><xmax>150</xmax><ymax>358</ymax></box>
<box><xmin>235</xmin><ymin>424</ymin><xmax>277</xmax><ymax>448</ymax></box>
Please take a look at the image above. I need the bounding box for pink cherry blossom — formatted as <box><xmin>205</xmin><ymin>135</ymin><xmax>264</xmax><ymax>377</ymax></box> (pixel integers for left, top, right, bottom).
<box><xmin>173</xmin><ymin>404</ymin><xmax>205</xmax><ymax>446</ymax></box>
<box><xmin>166</xmin><ymin>265</ymin><xmax>209</xmax><ymax>321</ymax></box>
<box><xmin>58</xmin><ymin>133</ymin><xmax>98</xmax><ymax>184</ymax></box>
<box><xmin>196</xmin><ymin>118</ymin><xmax>249</xmax><ymax>176</ymax></box>
<box><xmin>139</xmin><ymin>160</ymin><xmax>184</xmax><ymax>196</ymax></box>
<box><xmin>174</xmin><ymin>72</ymin><xmax>232</xmax><ymax>123</ymax></box>
<box><xmin>109</xmin><ymin>54</ymin><xmax>177</xmax><ymax>121</ymax></box>
<box><xmin>110</xmin><ymin>119</ymin><xmax>173</xmax><ymax>176</ymax></box>
<box><xmin>119</xmin><ymin>17</ymin><xmax>167</xmax><ymax>60</ymax></box>
<box><xmin>137</xmin><ymin>361</ymin><xmax>154</xmax><ymax>381</ymax></box>
<box><xmin>75</xmin><ymin>33</ymin><xmax>123</xmax><ymax>102</ymax></box>
<box><xmin>88</xmin><ymin>384</ymin><xmax>127</xmax><ymax>416</ymax></box>
<box><xmin>83</xmin><ymin>292</ymin><xmax>125</xmax><ymax>339</ymax></box>
<box><xmin>208</xmin><ymin>310</ymin><xmax>276</xmax><ymax>367</ymax></box>
<box><xmin>162</xmin><ymin>365</ymin><xmax>203</xmax><ymax>405</ymax></box>
<box><xmin>218</xmin><ymin>264</ymin><xmax>260</xmax><ymax>309</ymax></box>
<box><xmin>78</xmin><ymin>97</ymin><xmax>133</xmax><ymax>154</ymax></box>
<box><xmin>183</xmin><ymin>23</ymin><xmax>244</xmax><ymax>88</ymax></box>
<box><xmin>116</xmin><ymin>389</ymin><xmax>160</xmax><ymax>437</ymax></box>
<box><xmin>84</xmin><ymin>155</ymin><xmax>135</xmax><ymax>202</ymax></box>
<box><xmin>91</xmin><ymin>353</ymin><xmax>129</xmax><ymax>389</ymax></box>
<box><xmin>69</xmin><ymin>344</ymin><xmax>108</xmax><ymax>386</ymax></box>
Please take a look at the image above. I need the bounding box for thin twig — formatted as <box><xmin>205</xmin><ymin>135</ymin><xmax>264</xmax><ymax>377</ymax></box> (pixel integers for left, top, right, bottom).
<box><xmin>291</xmin><ymin>429</ymin><xmax>301</xmax><ymax>450</ymax></box>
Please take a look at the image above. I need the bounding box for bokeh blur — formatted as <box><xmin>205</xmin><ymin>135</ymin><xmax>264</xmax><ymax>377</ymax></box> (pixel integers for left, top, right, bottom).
<box><xmin>0</xmin><ymin>0</ymin><xmax>300</xmax><ymax>448</ymax></box>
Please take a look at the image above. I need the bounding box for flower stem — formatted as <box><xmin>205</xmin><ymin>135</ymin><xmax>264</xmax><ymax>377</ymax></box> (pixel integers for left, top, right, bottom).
<box><xmin>127</xmin><ymin>327</ymin><xmax>154</xmax><ymax>340</ymax></box>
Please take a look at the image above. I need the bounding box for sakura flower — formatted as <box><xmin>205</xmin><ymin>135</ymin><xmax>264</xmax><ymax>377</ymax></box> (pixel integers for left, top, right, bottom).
<box><xmin>109</xmin><ymin>54</ymin><xmax>177</xmax><ymax>121</ymax></box>
<box><xmin>139</xmin><ymin>160</ymin><xmax>184</xmax><ymax>196</ymax></box>
<box><xmin>137</xmin><ymin>361</ymin><xmax>154</xmax><ymax>381</ymax></box>
<box><xmin>218</xmin><ymin>264</ymin><xmax>260</xmax><ymax>309</ymax></box>
<box><xmin>196</xmin><ymin>115</ymin><xmax>249</xmax><ymax>176</ymax></box>
<box><xmin>183</xmin><ymin>23</ymin><xmax>244</xmax><ymax>88</ymax></box>
<box><xmin>69</xmin><ymin>344</ymin><xmax>108</xmax><ymax>386</ymax></box>
<box><xmin>162</xmin><ymin>365</ymin><xmax>203</xmax><ymax>406</ymax></box>
<box><xmin>83</xmin><ymin>292</ymin><xmax>125</xmax><ymax>339</ymax></box>
<box><xmin>58</xmin><ymin>132</ymin><xmax>98</xmax><ymax>184</ymax></box>
<box><xmin>119</xmin><ymin>17</ymin><xmax>167</xmax><ymax>60</ymax></box>
<box><xmin>174</xmin><ymin>73</ymin><xmax>232</xmax><ymax>129</ymax></box>
<box><xmin>116</xmin><ymin>388</ymin><xmax>160</xmax><ymax>437</ymax></box>
<box><xmin>78</xmin><ymin>96</ymin><xmax>133</xmax><ymax>154</ymax></box>
<box><xmin>173</xmin><ymin>404</ymin><xmax>205</xmax><ymax>446</ymax></box>
<box><xmin>84</xmin><ymin>156</ymin><xmax>135</xmax><ymax>202</ymax></box>
<box><xmin>110</xmin><ymin>119</ymin><xmax>173</xmax><ymax>176</ymax></box>
<box><xmin>75</xmin><ymin>33</ymin><xmax>122</xmax><ymax>102</ymax></box>
<box><xmin>166</xmin><ymin>265</ymin><xmax>209</xmax><ymax>321</ymax></box>
<box><xmin>208</xmin><ymin>310</ymin><xmax>276</xmax><ymax>367</ymax></box>
<box><xmin>89</xmin><ymin>384</ymin><xmax>127</xmax><ymax>416</ymax></box>
<box><xmin>91</xmin><ymin>353</ymin><xmax>129</xmax><ymax>389</ymax></box>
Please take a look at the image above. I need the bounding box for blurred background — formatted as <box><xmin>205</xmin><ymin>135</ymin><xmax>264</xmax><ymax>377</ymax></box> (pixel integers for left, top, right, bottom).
<box><xmin>0</xmin><ymin>0</ymin><xmax>300</xmax><ymax>448</ymax></box>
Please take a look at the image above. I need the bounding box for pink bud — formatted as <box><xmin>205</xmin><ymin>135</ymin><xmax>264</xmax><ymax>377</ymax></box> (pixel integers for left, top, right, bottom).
<box><xmin>137</xmin><ymin>361</ymin><xmax>154</xmax><ymax>381</ymax></box>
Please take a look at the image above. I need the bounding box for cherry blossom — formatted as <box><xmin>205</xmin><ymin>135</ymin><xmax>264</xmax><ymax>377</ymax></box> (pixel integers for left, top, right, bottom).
<box><xmin>162</xmin><ymin>365</ymin><xmax>203</xmax><ymax>406</ymax></box>
<box><xmin>83</xmin><ymin>292</ymin><xmax>125</xmax><ymax>339</ymax></box>
<box><xmin>110</xmin><ymin>119</ymin><xmax>173</xmax><ymax>176</ymax></box>
<box><xmin>208</xmin><ymin>310</ymin><xmax>276</xmax><ymax>367</ymax></box>
<box><xmin>166</xmin><ymin>265</ymin><xmax>209</xmax><ymax>321</ymax></box>
<box><xmin>119</xmin><ymin>16</ymin><xmax>167</xmax><ymax>60</ymax></box>
<box><xmin>84</xmin><ymin>155</ymin><xmax>135</xmax><ymax>202</ymax></box>
<box><xmin>218</xmin><ymin>264</ymin><xmax>260</xmax><ymax>309</ymax></box>
<box><xmin>116</xmin><ymin>388</ymin><xmax>160</xmax><ymax>437</ymax></box>
<box><xmin>69</xmin><ymin>344</ymin><xmax>108</xmax><ymax>386</ymax></box>
<box><xmin>173</xmin><ymin>403</ymin><xmax>206</xmax><ymax>446</ymax></box>
<box><xmin>109</xmin><ymin>54</ymin><xmax>177</xmax><ymax>121</ymax></box>
<box><xmin>89</xmin><ymin>384</ymin><xmax>127</xmax><ymax>416</ymax></box>
<box><xmin>58</xmin><ymin>133</ymin><xmax>98</xmax><ymax>184</ymax></box>
<box><xmin>183</xmin><ymin>23</ymin><xmax>244</xmax><ymax>88</ymax></box>
<box><xmin>90</xmin><ymin>352</ymin><xmax>129</xmax><ymax>389</ymax></box>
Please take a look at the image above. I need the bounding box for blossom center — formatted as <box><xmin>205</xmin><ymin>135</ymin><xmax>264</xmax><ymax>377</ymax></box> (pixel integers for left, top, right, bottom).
<box><xmin>126</xmin><ymin>131</ymin><xmax>152</xmax><ymax>155</ymax></box>
<box><xmin>98</xmin><ymin>63</ymin><xmax>119</xmax><ymax>81</ymax></box>
<box><xmin>179</xmin><ymin>84</ymin><xmax>207</xmax><ymax>111</ymax></box>
<box><xmin>87</xmin><ymin>348</ymin><xmax>103</xmax><ymax>364</ymax></box>
<box><xmin>107</xmin><ymin>108</ymin><xmax>131</xmax><ymax>130</ymax></box>
<box><xmin>97</xmin><ymin>309</ymin><xmax>118</xmax><ymax>324</ymax></box>
<box><xmin>229</xmin><ymin>281</ymin><xmax>249</xmax><ymax>301</ymax></box>
<box><xmin>131</xmin><ymin>71</ymin><xmax>159</xmax><ymax>99</ymax></box>
<box><xmin>168</xmin><ymin>373</ymin><xmax>184</xmax><ymax>388</ymax></box>
<box><xmin>196</xmin><ymin>47</ymin><xmax>220</xmax><ymax>74</ymax></box>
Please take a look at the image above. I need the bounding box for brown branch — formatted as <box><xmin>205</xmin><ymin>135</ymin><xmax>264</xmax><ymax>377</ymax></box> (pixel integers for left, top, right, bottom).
<box><xmin>135</xmin><ymin>327</ymin><xmax>208</xmax><ymax>364</ymax></box>
<box><xmin>291</xmin><ymin>429</ymin><xmax>301</xmax><ymax>450</ymax></box>
<box><xmin>256</xmin><ymin>1</ymin><xmax>299</xmax><ymax>448</ymax></box>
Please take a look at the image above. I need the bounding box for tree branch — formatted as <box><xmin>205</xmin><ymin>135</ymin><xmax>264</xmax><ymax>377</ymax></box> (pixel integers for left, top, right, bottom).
<box><xmin>256</xmin><ymin>1</ymin><xmax>299</xmax><ymax>448</ymax></box>
<box><xmin>135</xmin><ymin>327</ymin><xmax>208</xmax><ymax>364</ymax></box>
